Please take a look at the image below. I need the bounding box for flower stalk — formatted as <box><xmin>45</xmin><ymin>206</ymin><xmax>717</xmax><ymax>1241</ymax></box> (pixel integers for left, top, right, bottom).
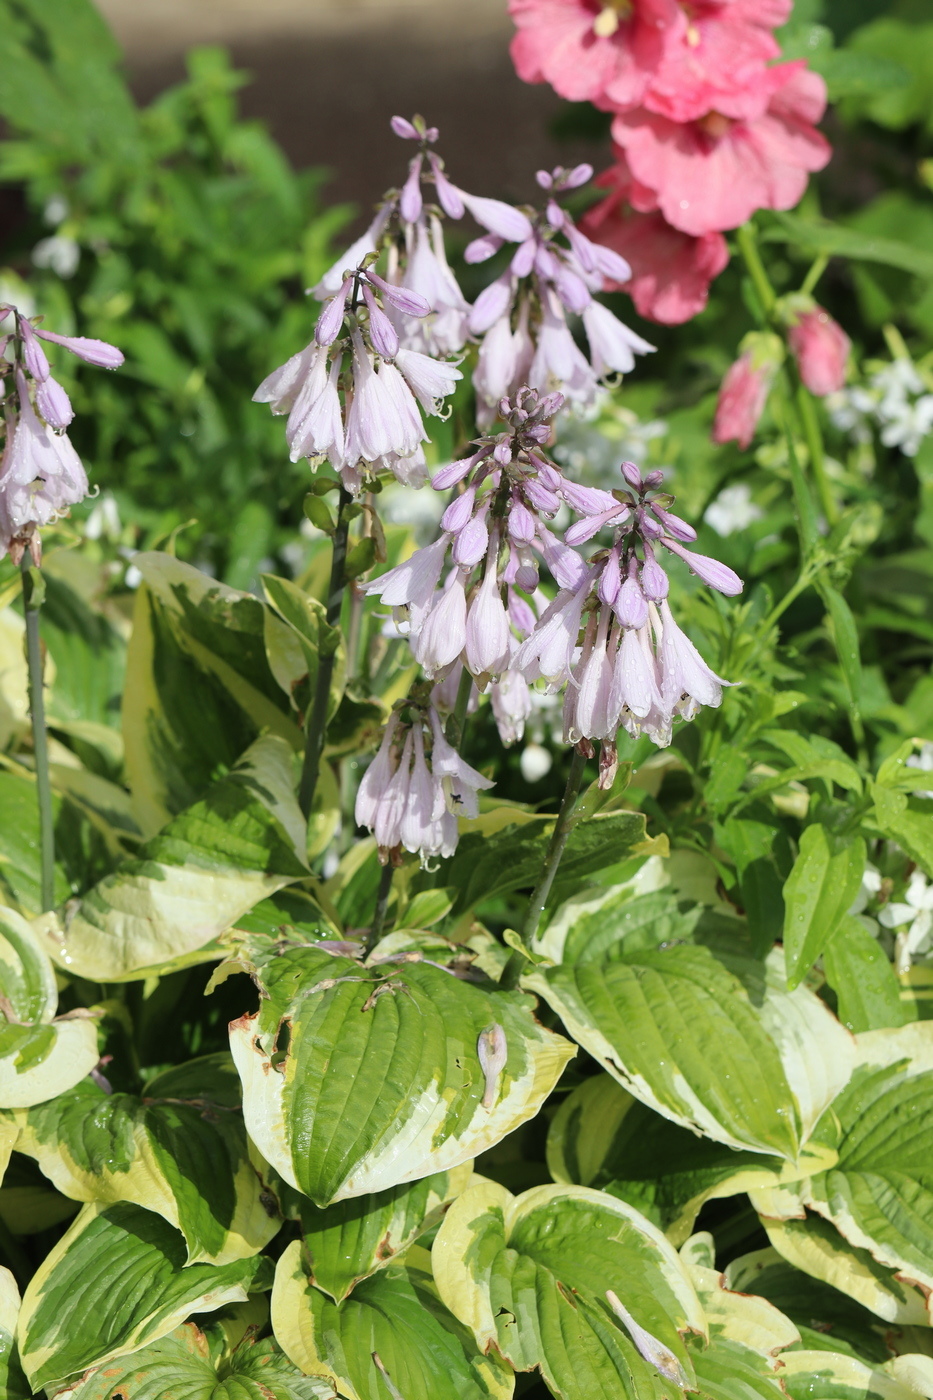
<box><xmin>500</xmin><ymin>745</ymin><xmax>589</xmax><ymax>989</ymax></box>
<box><xmin>298</xmin><ymin>486</ymin><xmax>352</xmax><ymax>819</ymax></box>
<box><xmin>21</xmin><ymin>560</ymin><xmax>55</xmax><ymax>912</ymax></box>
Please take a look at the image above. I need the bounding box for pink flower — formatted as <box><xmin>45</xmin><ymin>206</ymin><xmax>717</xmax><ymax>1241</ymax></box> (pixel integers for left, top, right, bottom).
<box><xmin>712</xmin><ymin>335</ymin><xmax>783</xmax><ymax>449</ymax></box>
<box><xmin>787</xmin><ymin>307</ymin><xmax>850</xmax><ymax>397</ymax></box>
<box><xmin>612</xmin><ymin>63</ymin><xmax>831</xmax><ymax>237</ymax></box>
<box><xmin>644</xmin><ymin>0</ymin><xmax>792</xmax><ymax>123</ymax></box>
<box><xmin>508</xmin><ymin>0</ymin><xmax>679</xmax><ymax>111</ymax></box>
<box><xmin>580</xmin><ymin>165</ymin><xmax>729</xmax><ymax>324</ymax></box>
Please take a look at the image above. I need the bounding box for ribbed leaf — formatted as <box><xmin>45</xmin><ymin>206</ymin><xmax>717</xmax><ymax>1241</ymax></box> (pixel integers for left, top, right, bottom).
<box><xmin>261</xmin><ymin>573</ymin><xmax>345</xmax><ymax>725</ymax></box>
<box><xmin>37</xmin><ymin>734</ymin><xmax>308</xmax><ymax>982</ymax></box>
<box><xmin>230</xmin><ymin>937</ymin><xmax>574</xmax><ymax>1206</ymax></box>
<box><xmin>14</xmin><ymin>1053</ymin><xmax>280</xmax><ymax>1264</ymax></box>
<box><xmin>56</xmin><ymin>1323</ymin><xmax>331</xmax><ymax>1399</ymax></box>
<box><xmin>781</xmin><ymin>1349</ymin><xmax>932</xmax><ymax>1400</ymax></box>
<box><xmin>17</xmin><ymin>1201</ymin><xmax>272</xmax><ymax>1391</ymax></box>
<box><xmin>432</xmin><ymin>1180</ymin><xmax>706</xmax><ymax>1400</ymax></box>
<box><xmin>272</xmin><ymin>1243</ymin><xmax>512</xmax><ymax>1400</ymax></box>
<box><xmin>530</xmin><ymin>944</ymin><xmax>800</xmax><ymax>1159</ymax></box>
<box><xmin>123</xmin><ymin>553</ymin><xmax>299</xmax><ymax>836</ymax></box>
<box><xmin>0</xmin><ymin>906</ymin><xmax>99</xmax><ymax>1108</ymax></box>
<box><xmin>293</xmin><ymin>1163</ymin><xmax>472</xmax><ymax>1302</ymax></box>
<box><xmin>0</xmin><ymin>1268</ymin><xmax>28</xmax><ymax>1400</ymax></box>
<box><xmin>547</xmin><ymin>1074</ymin><xmax>786</xmax><ymax>1244</ymax></box>
<box><xmin>782</xmin><ymin>828</ymin><xmax>866</xmax><ymax>988</ymax></box>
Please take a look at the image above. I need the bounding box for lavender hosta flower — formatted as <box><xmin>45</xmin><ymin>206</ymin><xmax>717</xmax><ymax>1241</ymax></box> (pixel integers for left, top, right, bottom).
<box><xmin>355</xmin><ymin>702</ymin><xmax>493</xmax><ymax>864</ymax></box>
<box><xmin>255</xmin><ymin>264</ymin><xmax>460</xmax><ymax>492</ymax></box>
<box><xmin>0</xmin><ymin>308</ymin><xmax>123</xmax><ymax>565</ymax></box>
<box><xmin>464</xmin><ymin>166</ymin><xmax>653</xmax><ymax>418</ymax></box>
<box><xmin>491</xmin><ymin>669</ymin><xmax>533</xmax><ymax>745</ymax></box>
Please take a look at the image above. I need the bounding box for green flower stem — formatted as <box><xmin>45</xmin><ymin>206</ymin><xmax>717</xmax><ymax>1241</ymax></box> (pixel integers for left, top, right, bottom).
<box><xmin>21</xmin><ymin>562</ymin><xmax>55</xmax><ymax>913</ymax></box>
<box><xmin>796</xmin><ymin>379</ymin><xmax>839</xmax><ymax>528</ymax></box>
<box><xmin>445</xmin><ymin>667</ymin><xmax>475</xmax><ymax>750</ymax></box>
<box><xmin>298</xmin><ymin>486</ymin><xmax>351</xmax><ymax>820</ymax></box>
<box><xmin>735</xmin><ymin>222</ymin><xmax>776</xmax><ymax>316</ymax></box>
<box><xmin>365</xmin><ymin>861</ymin><xmax>395</xmax><ymax>956</ymax></box>
<box><xmin>500</xmin><ymin>746</ymin><xmax>588</xmax><ymax>991</ymax></box>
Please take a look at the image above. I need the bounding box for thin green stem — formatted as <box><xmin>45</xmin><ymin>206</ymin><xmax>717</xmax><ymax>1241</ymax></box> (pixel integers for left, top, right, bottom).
<box><xmin>298</xmin><ymin>488</ymin><xmax>351</xmax><ymax>820</ymax></box>
<box><xmin>365</xmin><ymin>861</ymin><xmax>395</xmax><ymax>956</ymax></box>
<box><xmin>801</xmin><ymin>254</ymin><xmax>829</xmax><ymax>298</ymax></box>
<box><xmin>22</xmin><ymin>562</ymin><xmax>55</xmax><ymax>912</ymax></box>
<box><xmin>500</xmin><ymin>747</ymin><xmax>588</xmax><ymax>990</ymax></box>
<box><xmin>445</xmin><ymin>667</ymin><xmax>474</xmax><ymax>750</ymax></box>
<box><xmin>735</xmin><ymin>223</ymin><xmax>776</xmax><ymax>318</ymax></box>
<box><xmin>796</xmin><ymin>381</ymin><xmax>839</xmax><ymax>527</ymax></box>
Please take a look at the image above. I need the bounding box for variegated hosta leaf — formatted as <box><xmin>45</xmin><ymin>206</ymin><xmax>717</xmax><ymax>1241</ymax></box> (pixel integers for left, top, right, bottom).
<box><xmin>432</xmin><ymin>1179</ymin><xmax>707</xmax><ymax>1400</ymax></box>
<box><xmin>0</xmin><ymin>905</ymin><xmax>99</xmax><ymax>1108</ymax></box>
<box><xmin>759</xmin><ymin>1049</ymin><xmax>933</xmax><ymax>1297</ymax></box>
<box><xmin>36</xmin><ymin>734</ymin><xmax>309</xmax><ymax>983</ymax></box>
<box><xmin>724</xmin><ymin>1246</ymin><xmax>898</xmax><ymax>1362</ymax></box>
<box><xmin>756</xmin><ymin>1211</ymin><xmax>930</xmax><ymax>1327</ymax></box>
<box><xmin>291</xmin><ymin>1162</ymin><xmax>473</xmax><ymax>1302</ymax></box>
<box><xmin>55</xmin><ymin>1322</ymin><xmax>331</xmax><ymax>1400</ymax></box>
<box><xmin>547</xmin><ymin>1074</ymin><xmax>787</xmax><ymax>1245</ymax></box>
<box><xmin>0</xmin><ymin>1267</ymin><xmax>28</xmax><ymax>1400</ymax></box>
<box><xmin>272</xmin><ymin>1242</ymin><xmax>513</xmax><ymax>1400</ymax></box>
<box><xmin>677</xmin><ymin>1233</ymin><xmax>799</xmax><ymax>1400</ymax></box>
<box><xmin>13</xmin><ymin>1053</ymin><xmax>281</xmax><ymax>1265</ymax></box>
<box><xmin>781</xmin><ymin>1350</ymin><xmax>933</xmax><ymax>1400</ymax></box>
<box><xmin>229</xmin><ymin>938</ymin><xmax>574</xmax><ymax>1205</ymax></box>
<box><xmin>123</xmin><ymin>552</ymin><xmax>300</xmax><ymax>837</ymax></box>
<box><xmin>529</xmin><ymin>942</ymin><xmax>802</xmax><ymax>1160</ymax></box>
<box><xmin>16</xmin><ymin>1201</ymin><xmax>272</xmax><ymax>1392</ymax></box>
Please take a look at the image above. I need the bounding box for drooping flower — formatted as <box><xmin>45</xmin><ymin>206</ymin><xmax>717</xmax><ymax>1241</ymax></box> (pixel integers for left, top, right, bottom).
<box><xmin>611</xmin><ymin>63</ymin><xmax>831</xmax><ymax>238</ymax></box>
<box><xmin>0</xmin><ymin>307</ymin><xmax>123</xmax><ymax>564</ymax></box>
<box><xmin>787</xmin><ymin>306</ymin><xmax>850</xmax><ymax>397</ymax></box>
<box><xmin>579</xmin><ymin>161</ymin><xmax>729</xmax><ymax>324</ymax></box>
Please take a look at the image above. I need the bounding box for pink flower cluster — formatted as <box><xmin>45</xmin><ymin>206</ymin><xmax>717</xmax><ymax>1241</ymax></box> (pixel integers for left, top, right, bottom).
<box><xmin>509</xmin><ymin>0</ymin><xmax>831</xmax><ymax>324</ymax></box>
<box><xmin>0</xmin><ymin>308</ymin><xmax>123</xmax><ymax>564</ymax></box>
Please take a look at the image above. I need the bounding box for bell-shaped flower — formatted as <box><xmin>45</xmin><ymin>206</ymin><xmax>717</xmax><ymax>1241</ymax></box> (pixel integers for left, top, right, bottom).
<box><xmin>657</xmin><ymin>600</ymin><xmax>730</xmax><ymax>712</ymax></box>
<box><xmin>429</xmin><ymin>707</ymin><xmax>494</xmax><ymax>819</ymax></box>
<box><xmin>412</xmin><ymin>570</ymin><xmax>469</xmax><ymax>677</ymax></box>
<box><xmin>465</xmin><ymin>551</ymin><xmax>513</xmax><ymax>680</ymax></box>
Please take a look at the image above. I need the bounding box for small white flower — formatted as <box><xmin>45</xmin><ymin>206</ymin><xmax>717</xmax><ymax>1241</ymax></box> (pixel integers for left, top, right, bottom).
<box><xmin>878</xmin><ymin>870</ymin><xmax>933</xmax><ymax>974</ymax></box>
<box><xmin>704</xmin><ymin>483</ymin><xmax>764</xmax><ymax>537</ymax></box>
<box><xmin>32</xmin><ymin>234</ymin><xmax>80</xmax><ymax>279</ymax></box>
<box><xmin>907</xmin><ymin>742</ymin><xmax>933</xmax><ymax>800</ymax></box>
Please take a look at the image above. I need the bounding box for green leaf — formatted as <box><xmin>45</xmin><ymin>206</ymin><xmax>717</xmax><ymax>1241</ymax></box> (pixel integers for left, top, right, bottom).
<box><xmin>294</xmin><ymin>1163</ymin><xmax>472</xmax><ymax>1302</ymax></box>
<box><xmin>821</xmin><ymin>585</ymin><xmax>863</xmax><ymax>717</ymax></box>
<box><xmin>532</xmin><ymin>885</ymin><xmax>702</xmax><ymax>966</ymax></box>
<box><xmin>782</xmin><ymin>828</ymin><xmax>866</xmax><ymax>988</ymax></box>
<box><xmin>0</xmin><ymin>1268</ymin><xmax>28</xmax><ymax>1400</ymax></box>
<box><xmin>229</xmin><ymin>937</ymin><xmax>574</xmax><ymax>1205</ymax></box>
<box><xmin>762</xmin><ymin>211</ymin><xmax>933</xmax><ymax>279</ymax></box>
<box><xmin>547</xmin><ymin>1075</ymin><xmax>786</xmax><ymax>1245</ymax></box>
<box><xmin>123</xmin><ymin>553</ymin><xmax>299</xmax><ymax>836</ymax></box>
<box><xmin>38</xmin><ymin>734</ymin><xmax>308</xmax><ymax>982</ymax></box>
<box><xmin>780</xmin><ymin>1349</ymin><xmax>933</xmax><ymax>1400</ymax></box>
<box><xmin>432</xmin><ymin>1180</ymin><xmax>706</xmax><ymax>1399</ymax></box>
<box><xmin>814</xmin><ymin>48</ymin><xmax>912</xmax><ymax>102</ymax></box>
<box><xmin>870</xmin><ymin>797</ymin><xmax>933</xmax><ymax>878</ymax></box>
<box><xmin>16</xmin><ymin>1201</ymin><xmax>272</xmax><ymax>1391</ymax></box>
<box><xmin>529</xmin><ymin>943</ymin><xmax>802</xmax><ymax>1159</ymax></box>
<box><xmin>54</xmin><ymin>1322</ymin><xmax>329</xmax><ymax>1399</ymax></box>
<box><xmin>822</xmin><ymin>916</ymin><xmax>910</xmax><ymax>1033</ymax></box>
<box><xmin>444</xmin><ymin>811</ymin><xmax>658</xmax><ymax>920</ymax></box>
<box><xmin>272</xmin><ymin>1245</ymin><xmax>511</xmax><ymax>1400</ymax></box>
<box><xmin>14</xmin><ymin>1053</ymin><xmax>280</xmax><ymax>1265</ymax></box>
<box><xmin>0</xmin><ymin>770</ymin><xmax>111</xmax><ymax>914</ymax></box>
<box><xmin>261</xmin><ymin>573</ymin><xmax>345</xmax><ymax>726</ymax></box>
<box><xmin>714</xmin><ymin>818</ymin><xmax>789</xmax><ymax>957</ymax></box>
<box><xmin>0</xmin><ymin>906</ymin><xmax>99</xmax><ymax>1108</ymax></box>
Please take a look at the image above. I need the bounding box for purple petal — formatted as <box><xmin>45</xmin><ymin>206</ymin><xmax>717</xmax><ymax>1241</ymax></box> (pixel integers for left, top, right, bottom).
<box><xmin>457</xmin><ymin>191</ymin><xmax>533</xmax><ymax>244</ymax></box>
<box><xmin>366</xmin><ymin>272</ymin><xmax>430</xmax><ymax>319</ymax></box>
<box><xmin>565</xmin><ymin>164</ymin><xmax>593</xmax><ymax>190</ymax></box>
<box><xmin>363</xmin><ymin>286</ymin><xmax>400</xmax><ymax>360</ymax></box>
<box><xmin>546</xmin><ymin>199</ymin><xmax>566</xmax><ymax>231</ymax></box>
<box><xmin>35</xmin><ymin>375</ymin><xmax>74</xmax><ymax>429</ymax></box>
<box><xmin>661</xmin><ymin>538</ymin><xmax>743</xmax><ymax>596</ymax></box>
<box><xmin>433</xmin><ymin>453</ymin><xmax>480</xmax><ymax>490</ymax></box>
<box><xmin>469</xmin><ymin>273</ymin><xmax>514</xmax><ymax>335</ymax></box>
<box><xmin>511</xmin><ymin>238</ymin><xmax>536</xmax><ymax>279</ymax></box>
<box><xmin>536</xmin><ymin>170</ymin><xmax>553</xmax><ymax>190</ymax></box>
<box><xmin>315</xmin><ymin>278</ymin><xmax>352</xmax><ymax>347</ymax></box>
<box><xmin>464</xmin><ymin>234</ymin><xmax>503</xmax><ymax>265</ymax></box>
<box><xmin>640</xmin><ymin>554</ymin><xmax>669</xmax><ymax>601</ymax></box>
<box><xmin>441</xmin><ymin>485</ymin><xmax>476</xmax><ymax>533</ymax></box>
<box><xmin>554</xmin><ymin>265</ymin><xmax>591</xmax><ymax>315</ymax></box>
<box><xmin>391</xmin><ymin>116</ymin><xmax>420</xmax><ymax>139</ymax></box>
<box><xmin>591</xmin><ymin>243</ymin><xmax>633</xmax><ymax>284</ymax></box>
<box><xmin>621</xmin><ymin>461</ymin><xmax>643</xmax><ymax>491</ymax></box>
<box><xmin>33</xmin><ymin>328</ymin><xmax>124</xmax><ymax>368</ymax></box>
<box><xmin>652</xmin><ymin>506</ymin><xmax>696</xmax><ymax>542</ymax></box>
<box><xmin>20</xmin><ymin>319</ymin><xmax>50</xmax><ymax>380</ymax></box>
<box><xmin>615</xmin><ymin>575</ymin><xmax>648</xmax><ymax>629</ymax></box>
<box><xmin>560</xmin><ymin>481</ymin><xmax>619</xmax><ymax>514</ymax></box>
<box><xmin>400</xmin><ymin>155</ymin><xmax>424</xmax><ymax>224</ymax></box>
<box><xmin>429</xmin><ymin>156</ymin><xmax>464</xmax><ymax>219</ymax></box>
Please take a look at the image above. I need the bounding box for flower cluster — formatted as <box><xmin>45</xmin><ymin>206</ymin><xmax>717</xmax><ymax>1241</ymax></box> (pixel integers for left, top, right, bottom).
<box><xmin>509</xmin><ymin>0</ymin><xmax>831</xmax><ymax>323</ymax></box>
<box><xmin>467</xmin><ymin>163</ymin><xmax>654</xmax><ymax>421</ymax></box>
<box><xmin>828</xmin><ymin>355</ymin><xmax>933</xmax><ymax>459</ymax></box>
<box><xmin>0</xmin><ymin>307</ymin><xmax>123</xmax><ymax>564</ymax></box>
<box><xmin>254</xmin><ymin>262</ymin><xmax>462</xmax><ymax>491</ymax></box>
<box><xmin>354</xmin><ymin>700</ymin><xmax>493</xmax><ymax>864</ymax></box>
<box><xmin>514</xmin><ymin>460</ymin><xmax>742</xmax><ymax>772</ymax></box>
